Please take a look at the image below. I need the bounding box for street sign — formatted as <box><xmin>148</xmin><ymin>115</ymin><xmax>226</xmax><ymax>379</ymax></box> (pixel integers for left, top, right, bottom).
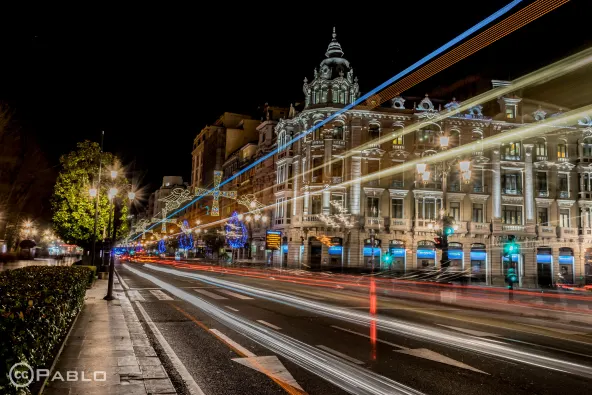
<box><xmin>265</xmin><ymin>230</ymin><xmax>281</xmax><ymax>251</ymax></box>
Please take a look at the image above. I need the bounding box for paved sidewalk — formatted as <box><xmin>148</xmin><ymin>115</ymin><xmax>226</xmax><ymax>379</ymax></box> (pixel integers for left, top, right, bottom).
<box><xmin>43</xmin><ymin>278</ymin><xmax>176</xmax><ymax>395</ymax></box>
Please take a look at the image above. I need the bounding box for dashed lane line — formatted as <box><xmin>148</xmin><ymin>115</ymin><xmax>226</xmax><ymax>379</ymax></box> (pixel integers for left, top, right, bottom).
<box><xmin>257</xmin><ymin>320</ymin><xmax>282</xmax><ymax>330</ymax></box>
<box><xmin>193</xmin><ymin>289</ymin><xmax>228</xmax><ymax>300</ymax></box>
<box><xmin>316</xmin><ymin>345</ymin><xmax>364</xmax><ymax>365</ymax></box>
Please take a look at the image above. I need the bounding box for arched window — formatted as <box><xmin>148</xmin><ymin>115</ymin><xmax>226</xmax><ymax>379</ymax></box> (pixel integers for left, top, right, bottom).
<box><xmin>334</xmin><ymin>124</ymin><xmax>344</xmax><ymax>140</ymax></box>
<box><xmin>369</xmin><ymin>123</ymin><xmax>380</xmax><ymax>141</ymax></box>
<box><xmin>278</xmin><ymin>131</ymin><xmax>289</xmax><ymax>151</ymax></box>
<box><xmin>535</xmin><ymin>139</ymin><xmax>547</xmax><ymax>158</ymax></box>
<box><xmin>583</xmin><ymin>137</ymin><xmax>592</xmax><ymax>158</ymax></box>
<box><xmin>557</xmin><ymin>139</ymin><xmax>568</xmax><ymax>159</ymax></box>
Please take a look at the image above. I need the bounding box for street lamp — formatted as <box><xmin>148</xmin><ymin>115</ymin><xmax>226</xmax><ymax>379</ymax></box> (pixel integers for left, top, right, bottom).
<box><xmin>110</xmin><ymin>170</ymin><xmax>118</xmax><ymax>180</ymax></box>
<box><xmin>89</xmin><ymin>187</ymin><xmax>98</xmax><ymax>198</ymax></box>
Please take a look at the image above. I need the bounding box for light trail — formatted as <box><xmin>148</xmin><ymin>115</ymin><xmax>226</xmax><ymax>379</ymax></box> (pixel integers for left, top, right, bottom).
<box><xmin>131</xmin><ymin>1</ymin><xmax>526</xmax><ymax>238</ymax></box>
<box><xmin>138</xmin><ymin>263</ymin><xmax>592</xmax><ymax>379</ymax></box>
<box><xmin>124</xmin><ymin>264</ymin><xmax>425</xmax><ymax>395</ymax></box>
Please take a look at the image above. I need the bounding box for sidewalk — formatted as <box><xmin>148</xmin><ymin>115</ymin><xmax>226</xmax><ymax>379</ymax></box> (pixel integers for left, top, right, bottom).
<box><xmin>42</xmin><ymin>278</ymin><xmax>176</xmax><ymax>395</ymax></box>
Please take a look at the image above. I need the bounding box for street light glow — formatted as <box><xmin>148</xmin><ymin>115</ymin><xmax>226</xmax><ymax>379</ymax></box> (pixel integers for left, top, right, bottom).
<box><xmin>110</xmin><ymin>170</ymin><xmax>118</xmax><ymax>180</ymax></box>
<box><xmin>128</xmin><ymin>191</ymin><xmax>136</xmax><ymax>201</ymax></box>
<box><xmin>108</xmin><ymin>187</ymin><xmax>118</xmax><ymax>199</ymax></box>
<box><xmin>89</xmin><ymin>187</ymin><xmax>98</xmax><ymax>198</ymax></box>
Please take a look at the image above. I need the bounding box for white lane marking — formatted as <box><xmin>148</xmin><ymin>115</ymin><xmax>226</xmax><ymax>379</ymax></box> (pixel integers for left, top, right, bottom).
<box><xmin>150</xmin><ymin>290</ymin><xmax>174</xmax><ymax>301</ymax></box>
<box><xmin>135</xmin><ymin>302</ymin><xmax>206</xmax><ymax>395</ymax></box>
<box><xmin>317</xmin><ymin>345</ymin><xmax>364</xmax><ymax>365</ymax></box>
<box><xmin>499</xmin><ymin>337</ymin><xmax>592</xmax><ymax>358</ymax></box>
<box><xmin>128</xmin><ymin>290</ymin><xmax>145</xmax><ymax>301</ymax></box>
<box><xmin>225</xmin><ymin>306</ymin><xmax>239</xmax><ymax>312</ymax></box>
<box><xmin>218</xmin><ymin>289</ymin><xmax>254</xmax><ymax>300</ymax></box>
<box><xmin>233</xmin><ymin>356</ymin><xmax>304</xmax><ymax>391</ymax></box>
<box><xmin>331</xmin><ymin>325</ymin><xmax>408</xmax><ymax>349</ymax></box>
<box><xmin>521</xmin><ymin>323</ymin><xmax>587</xmax><ymax>335</ymax></box>
<box><xmin>257</xmin><ymin>320</ymin><xmax>282</xmax><ymax>330</ymax></box>
<box><xmin>130</xmin><ymin>287</ymin><xmax>162</xmax><ymax>290</ymax></box>
<box><xmin>114</xmin><ymin>270</ymin><xmax>130</xmax><ymax>290</ymax></box>
<box><xmin>210</xmin><ymin>329</ymin><xmax>256</xmax><ymax>358</ymax></box>
<box><xmin>396</xmin><ymin>348</ymin><xmax>488</xmax><ymax>375</ymax></box>
<box><xmin>437</xmin><ymin>324</ymin><xmax>499</xmax><ymax>338</ymax></box>
<box><xmin>193</xmin><ymin>289</ymin><xmax>228</xmax><ymax>300</ymax></box>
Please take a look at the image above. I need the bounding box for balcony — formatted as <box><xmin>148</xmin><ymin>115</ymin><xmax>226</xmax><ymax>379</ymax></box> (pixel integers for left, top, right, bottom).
<box><xmin>390</xmin><ymin>180</ymin><xmax>404</xmax><ymax>189</ymax></box>
<box><xmin>535</xmin><ymin>155</ymin><xmax>548</xmax><ymax>162</ymax></box>
<box><xmin>557</xmin><ymin>157</ymin><xmax>570</xmax><ymax>163</ymax></box>
<box><xmin>557</xmin><ymin>227</ymin><xmax>578</xmax><ymax>239</ymax></box>
<box><xmin>331</xmin><ymin>176</ymin><xmax>343</xmax><ymax>184</ymax></box>
<box><xmin>277</xmin><ymin>150</ymin><xmax>293</xmax><ymax>160</ymax></box>
<box><xmin>501</xmin><ymin>155</ymin><xmax>521</xmax><ymax>161</ymax></box>
<box><xmin>468</xmin><ymin>221</ymin><xmax>490</xmax><ymax>235</ymax></box>
<box><xmin>501</xmin><ymin>224</ymin><xmax>525</xmax><ymax>232</ymax></box>
<box><xmin>333</xmin><ymin>140</ymin><xmax>346</xmax><ymax>147</ymax></box>
<box><xmin>311</xmin><ymin>140</ymin><xmax>324</xmax><ymax>150</ymax></box>
<box><xmin>580</xmin><ymin>191</ymin><xmax>592</xmax><ymax>199</ymax></box>
<box><xmin>390</xmin><ymin>218</ymin><xmax>411</xmax><ymax>231</ymax></box>
<box><xmin>558</xmin><ymin>190</ymin><xmax>570</xmax><ymax>199</ymax></box>
<box><xmin>536</xmin><ymin>225</ymin><xmax>556</xmax><ymax>237</ymax></box>
<box><xmin>392</xmin><ymin>144</ymin><xmax>405</xmax><ymax>151</ymax></box>
<box><xmin>472</xmin><ymin>185</ymin><xmax>487</xmax><ymax>193</ymax></box>
<box><xmin>310</xmin><ymin>175</ymin><xmax>322</xmax><ymax>184</ymax></box>
<box><xmin>579</xmin><ymin>155</ymin><xmax>592</xmax><ymax>164</ymax></box>
<box><xmin>502</xmin><ymin>188</ymin><xmax>522</xmax><ymax>195</ymax></box>
<box><xmin>365</xmin><ymin>180</ymin><xmax>380</xmax><ymax>187</ymax></box>
<box><xmin>365</xmin><ymin>216</ymin><xmax>383</xmax><ymax>229</ymax></box>
<box><xmin>536</xmin><ymin>190</ymin><xmax>549</xmax><ymax>198</ymax></box>
<box><xmin>302</xmin><ymin>214</ymin><xmax>322</xmax><ymax>224</ymax></box>
<box><xmin>448</xmin><ymin>183</ymin><xmax>461</xmax><ymax>192</ymax></box>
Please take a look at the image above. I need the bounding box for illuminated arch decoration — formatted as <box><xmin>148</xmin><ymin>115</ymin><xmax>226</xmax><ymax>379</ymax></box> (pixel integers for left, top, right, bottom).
<box><xmin>225</xmin><ymin>211</ymin><xmax>248</xmax><ymax>249</ymax></box>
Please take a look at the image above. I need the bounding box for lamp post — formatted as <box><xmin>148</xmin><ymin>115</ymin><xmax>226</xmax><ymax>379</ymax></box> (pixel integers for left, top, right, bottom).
<box><xmin>90</xmin><ymin>131</ymin><xmax>104</xmax><ymax>269</ymax></box>
<box><xmin>104</xmin><ymin>188</ymin><xmax>136</xmax><ymax>301</ymax></box>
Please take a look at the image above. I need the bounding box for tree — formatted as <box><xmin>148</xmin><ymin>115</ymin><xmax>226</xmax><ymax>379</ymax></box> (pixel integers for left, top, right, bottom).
<box><xmin>51</xmin><ymin>140</ymin><xmax>129</xmax><ymax>249</ymax></box>
<box><xmin>202</xmin><ymin>232</ymin><xmax>225</xmax><ymax>260</ymax></box>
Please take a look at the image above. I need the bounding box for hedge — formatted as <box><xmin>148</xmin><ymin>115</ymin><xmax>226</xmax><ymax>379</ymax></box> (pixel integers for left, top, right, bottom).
<box><xmin>0</xmin><ymin>266</ymin><xmax>90</xmax><ymax>394</ymax></box>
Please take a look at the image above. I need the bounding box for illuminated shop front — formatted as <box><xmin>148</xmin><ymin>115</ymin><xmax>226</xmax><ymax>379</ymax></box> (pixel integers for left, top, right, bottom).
<box><xmin>388</xmin><ymin>240</ymin><xmax>406</xmax><ymax>273</ymax></box>
<box><xmin>416</xmin><ymin>240</ymin><xmax>436</xmax><ymax>268</ymax></box>
<box><xmin>470</xmin><ymin>243</ymin><xmax>487</xmax><ymax>283</ymax></box>
<box><xmin>536</xmin><ymin>247</ymin><xmax>553</xmax><ymax>288</ymax></box>
<box><xmin>328</xmin><ymin>237</ymin><xmax>343</xmax><ymax>267</ymax></box>
<box><xmin>558</xmin><ymin>247</ymin><xmax>575</xmax><ymax>284</ymax></box>
<box><xmin>363</xmin><ymin>238</ymin><xmax>381</xmax><ymax>267</ymax></box>
<box><xmin>448</xmin><ymin>242</ymin><xmax>464</xmax><ymax>269</ymax></box>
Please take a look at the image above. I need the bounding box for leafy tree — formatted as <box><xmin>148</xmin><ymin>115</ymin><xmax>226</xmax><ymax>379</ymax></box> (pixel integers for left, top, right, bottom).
<box><xmin>51</xmin><ymin>140</ymin><xmax>129</xmax><ymax>249</ymax></box>
<box><xmin>202</xmin><ymin>232</ymin><xmax>225</xmax><ymax>259</ymax></box>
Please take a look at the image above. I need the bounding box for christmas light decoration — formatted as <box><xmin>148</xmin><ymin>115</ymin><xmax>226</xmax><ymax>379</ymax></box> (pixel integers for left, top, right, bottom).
<box><xmin>158</xmin><ymin>239</ymin><xmax>166</xmax><ymax>254</ymax></box>
<box><xmin>225</xmin><ymin>211</ymin><xmax>248</xmax><ymax>249</ymax></box>
<box><xmin>178</xmin><ymin>232</ymin><xmax>194</xmax><ymax>250</ymax></box>
<box><xmin>195</xmin><ymin>171</ymin><xmax>237</xmax><ymax>216</ymax></box>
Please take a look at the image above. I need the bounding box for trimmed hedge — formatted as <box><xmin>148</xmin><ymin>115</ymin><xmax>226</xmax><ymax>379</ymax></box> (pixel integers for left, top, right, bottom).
<box><xmin>0</xmin><ymin>266</ymin><xmax>90</xmax><ymax>394</ymax></box>
<box><xmin>73</xmin><ymin>265</ymin><xmax>97</xmax><ymax>287</ymax></box>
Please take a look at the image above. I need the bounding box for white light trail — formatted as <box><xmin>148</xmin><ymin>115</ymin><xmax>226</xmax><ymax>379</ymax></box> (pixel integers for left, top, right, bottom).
<box><xmin>141</xmin><ymin>263</ymin><xmax>592</xmax><ymax>380</ymax></box>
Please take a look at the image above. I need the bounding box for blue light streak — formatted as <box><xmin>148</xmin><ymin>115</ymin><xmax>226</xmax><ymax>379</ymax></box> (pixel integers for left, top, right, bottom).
<box><xmin>133</xmin><ymin>0</ymin><xmax>522</xmax><ymax>240</ymax></box>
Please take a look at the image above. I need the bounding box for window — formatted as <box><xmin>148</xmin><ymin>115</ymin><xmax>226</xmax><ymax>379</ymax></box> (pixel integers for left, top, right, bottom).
<box><xmin>560</xmin><ymin>209</ymin><xmax>570</xmax><ymax>228</ymax></box>
<box><xmin>502</xmin><ymin>205</ymin><xmax>523</xmax><ymax>225</ymax></box>
<box><xmin>557</xmin><ymin>143</ymin><xmax>567</xmax><ymax>159</ymax></box>
<box><xmin>311</xmin><ymin>195</ymin><xmax>322</xmax><ymax>215</ymax></box>
<box><xmin>334</xmin><ymin>125</ymin><xmax>344</xmax><ymax>140</ymax></box>
<box><xmin>584</xmin><ymin>142</ymin><xmax>592</xmax><ymax>157</ymax></box>
<box><xmin>367</xmin><ymin>197</ymin><xmax>380</xmax><ymax>217</ymax></box>
<box><xmin>583</xmin><ymin>173</ymin><xmax>592</xmax><ymax>192</ymax></box>
<box><xmin>535</xmin><ymin>141</ymin><xmax>547</xmax><ymax>157</ymax></box>
<box><xmin>502</xmin><ymin>172</ymin><xmax>521</xmax><ymax>194</ymax></box>
<box><xmin>472</xmin><ymin>168</ymin><xmax>484</xmax><ymax>192</ymax></box>
<box><xmin>558</xmin><ymin>173</ymin><xmax>569</xmax><ymax>192</ymax></box>
<box><xmin>275</xmin><ymin>198</ymin><xmax>285</xmax><ymax>224</ymax></box>
<box><xmin>450</xmin><ymin>202</ymin><xmax>461</xmax><ymax>221</ymax></box>
<box><xmin>391</xmin><ymin>199</ymin><xmax>403</xmax><ymax>219</ymax></box>
<box><xmin>506</xmin><ymin>106</ymin><xmax>515</xmax><ymax>119</ymax></box>
<box><xmin>331</xmin><ymin>194</ymin><xmax>344</xmax><ymax>214</ymax></box>
<box><xmin>393</xmin><ymin>135</ymin><xmax>403</xmax><ymax>145</ymax></box>
<box><xmin>278</xmin><ymin>131</ymin><xmax>289</xmax><ymax>151</ymax></box>
<box><xmin>418</xmin><ymin>198</ymin><xmax>440</xmax><ymax>220</ymax></box>
<box><xmin>277</xmin><ymin>164</ymin><xmax>286</xmax><ymax>184</ymax></box>
<box><xmin>416</xmin><ymin>128</ymin><xmax>436</xmax><ymax>144</ymax></box>
<box><xmin>537</xmin><ymin>207</ymin><xmax>548</xmax><ymax>225</ymax></box>
<box><xmin>331</xmin><ymin>159</ymin><xmax>343</xmax><ymax>179</ymax></box>
<box><xmin>472</xmin><ymin>203</ymin><xmax>484</xmax><ymax>223</ymax></box>
<box><xmin>502</xmin><ymin>142</ymin><xmax>521</xmax><ymax>159</ymax></box>
<box><xmin>536</xmin><ymin>172</ymin><xmax>547</xmax><ymax>192</ymax></box>
<box><xmin>312</xmin><ymin>157</ymin><xmax>323</xmax><ymax>181</ymax></box>
<box><xmin>369</xmin><ymin>124</ymin><xmax>380</xmax><ymax>140</ymax></box>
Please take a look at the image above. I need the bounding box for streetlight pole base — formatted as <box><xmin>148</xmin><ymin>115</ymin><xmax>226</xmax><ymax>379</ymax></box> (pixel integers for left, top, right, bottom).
<box><xmin>103</xmin><ymin>294</ymin><xmax>116</xmax><ymax>301</ymax></box>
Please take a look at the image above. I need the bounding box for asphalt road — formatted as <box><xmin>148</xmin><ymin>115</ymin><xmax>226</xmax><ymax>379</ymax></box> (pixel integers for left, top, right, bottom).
<box><xmin>115</xmin><ymin>260</ymin><xmax>592</xmax><ymax>395</ymax></box>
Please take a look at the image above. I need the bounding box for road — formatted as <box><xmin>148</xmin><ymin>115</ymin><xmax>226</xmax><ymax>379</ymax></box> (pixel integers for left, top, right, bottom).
<box><xmin>115</xmin><ymin>260</ymin><xmax>592</xmax><ymax>395</ymax></box>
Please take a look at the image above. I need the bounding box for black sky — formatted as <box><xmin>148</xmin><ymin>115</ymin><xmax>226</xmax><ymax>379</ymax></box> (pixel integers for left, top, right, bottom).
<box><xmin>0</xmin><ymin>1</ymin><xmax>590</xmax><ymax>196</ymax></box>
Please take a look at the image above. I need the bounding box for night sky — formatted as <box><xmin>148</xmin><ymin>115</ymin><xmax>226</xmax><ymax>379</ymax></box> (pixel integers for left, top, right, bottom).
<box><xmin>0</xmin><ymin>1</ymin><xmax>590</xmax><ymax>199</ymax></box>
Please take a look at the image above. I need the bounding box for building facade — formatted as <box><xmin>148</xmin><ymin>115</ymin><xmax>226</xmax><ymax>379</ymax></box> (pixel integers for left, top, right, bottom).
<box><xmin>270</xmin><ymin>29</ymin><xmax>592</xmax><ymax>288</ymax></box>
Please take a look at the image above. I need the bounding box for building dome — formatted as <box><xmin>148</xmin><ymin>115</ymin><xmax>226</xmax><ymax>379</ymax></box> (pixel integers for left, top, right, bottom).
<box><xmin>302</xmin><ymin>27</ymin><xmax>359</xmax><ymax>107</ymax></box>
<box><xmin>319</xmin><ymin>27</ymin><xmax>351</xmax><ymax>80</ymax></box>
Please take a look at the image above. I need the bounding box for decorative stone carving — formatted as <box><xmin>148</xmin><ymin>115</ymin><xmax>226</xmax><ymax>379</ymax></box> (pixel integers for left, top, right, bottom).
<box><xmin>392</xmin><ymin>96</ymin><xmax>405</xmax><ymax>109</ymax></box>
<box><xmin>416</xmin><ymin>94</ymin><xmax>434</xmax><ymax>111</ymax></box>
<box><xmin>467</xmin><ymin>105</ymin><xmax>483</xmax><ymax>118</ymax></box>
<box><xmin>444</xmin><ymin>97</ymin><xmax>460</xmax><ymax>112</ymax></box>
<box><xmin>533</xmin><ymin>106</ymin><xmax>547</xmax><ymax>121</ymax></box>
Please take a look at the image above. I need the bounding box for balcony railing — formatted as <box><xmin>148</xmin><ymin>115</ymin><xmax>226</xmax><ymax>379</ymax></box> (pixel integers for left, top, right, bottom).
<box><xmin>333</xmin><ymin>140</ymin><xmax>346</xmax><ymax>147</ymax></box>
<box><xmin>501</xmin><ymin>155</ymin><xmax>521</xmax><ymax>161</ymax></box>
<box><xmin>302</xmin><ymin>214</ymin><xmax>321</xmax><ymax>222</ymax></box>
<box><xmin>557</xmin><ymin>157</ymin><xmax>569</xmax><ymax>163</ymax></box>
<box><xmin>558</xmin><ymin>227</ymin><xmax>578</xmax><ymax>238</ymax></box>
<box><xmin>390</xmin><ymin>180</ymin><xmax>404</xmax><ymax>189</ymax></box>
<box><xmin>366</xmin><ymin>217</ymin><xmax>383</xmax><ymax>227</ymax></box>
<box><xmin>502</xmin><ymin>224</ymin><xmax>525</xmax><ymax>232</ymax></box>
<box><xmin>311</xmin><ymin>140</ymin><xmax>324</xmax><ymax>147</ymax></box>
<box><xmin>468</xmin><ymin>222</ymin><xmax>490</xmax><ymax>234</ymax></box>
<box><xmin>502</xmin><ymin>188</ymin><xmax>522</xmax><ymax>195</ymax></box>
<box><xmin>558</xmin><ymin>190</ymin><xmax>570</xmax><ymax>199</ymax></box>
<box><xmin>537</xmin><ymin>190</ymin><xmax>549</xmax><ymax>197</ymax></box>
<box><xmin>392</xmin><ymin>144</ymin><xmax>405</xmax><ymax>150</ymax></box>
<box><xmin>536</xmin><ymin>225</ymin><xmax>556</xmax><ymax>236</ymax></box>
<box><xmin>390</xmin><ymin>218</ymin><xmax>411</xmax><ymax>230</ymax></box>
<box><xmin>366</xmin><ymin>180</ymin><xmax>380</xmax><ymax>187</ymax></box>
<box><xmin>472</xmin><ymin>185</ymin><xmax>487</xmax><ymax>193</ymax></box>
<box><xmin>331</xmin><ymin>176</ymin><xmax>343</xmax><ymax>184</ymax></box>
<box><xmin>535</xmin><ymin>155</ymin><xmax>548</xmax><ymax>162</ymax></box>
<box><xmin>448</xmin><ymin>183</ymin><xmax>461</xmax><ymax>192</ymax></box>
<box><xmin>311</xmin><ymin>175</ymin><xmax>322</xmax><ymax>183</ymax></box>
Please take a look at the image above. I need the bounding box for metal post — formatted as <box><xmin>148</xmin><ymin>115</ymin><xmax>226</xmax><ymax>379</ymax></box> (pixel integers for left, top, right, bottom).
<box><xmin>102</xmin><ymin>199</ymin><xmax>113</xmax><ymax>271</ymax></box>
<box><xmin>370</xmin><ymin>229</ymin><xmax>375</xmax><ymax>271</ymax></box>
<box><xmin>104</xmin><ymin>199</ymin><xmax>120</xmax><ymax>301</ymax></box>
<box><xmin>91</xmin><ymin>131</ymin><xmax>104</xmax><ymax>269</ymax></box>
<box><xmin>441</xmin><ymin>168</ymin><xmax>450</xmax><ymax>269</ymax></box>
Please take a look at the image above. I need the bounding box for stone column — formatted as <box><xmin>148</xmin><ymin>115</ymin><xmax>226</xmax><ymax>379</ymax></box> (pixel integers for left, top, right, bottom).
<box><xmin>350</xmin><ymin>157</ymin><xmax>362</xmax><ymax>215</ymax></box>
<box><xmin>492</xmin><ymin>145</ymin><xmax>502</xmax><ymax>219</ymax></box>
<box><xmin>524</xmin><ymin>144</ymin><xmax>535</xmax><ymax>221</ymax></box>
<box><xmin>303</xmin><ymin>188</ymin><xmax>310</xmax><ymax>215</ymax></box>
<box><xmin>293</xmin><ymin>159</ymin><xmax>300</xmax><ymax>217</ymax></box>
<box><xmin>322</xmin><ymin>189</ymin><xmax>331</xmax><ymax>215</ymax></box>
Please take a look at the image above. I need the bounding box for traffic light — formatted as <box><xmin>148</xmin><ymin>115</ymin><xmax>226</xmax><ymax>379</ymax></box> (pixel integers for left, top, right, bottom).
<box><xmin>506</xmin><ymin>267</ymin><xmax>518</xmax><ymax>289</ymax></box>
<box><xmin>503</xmin><ymin>235</ymin><xmax>518</xmax><ymax>255</ymax></box>
<box><xmin>434</xmin><ymin>237</ymin><xmax>443</xmax><ymax>249</ymax></box>
<box><xmin>382</xmin><ymin>252</ymin><xmax>393</xmax><ymax>265</ymax></box>
<box><xmin>443</xmin><ymin>226</ymin><xmax>454</xmax><ymax>236</ymax></box>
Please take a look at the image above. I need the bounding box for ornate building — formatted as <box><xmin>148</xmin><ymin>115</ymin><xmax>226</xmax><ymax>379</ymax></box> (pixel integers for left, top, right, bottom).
<box><xmin>271</xmin><ymin>28</ymin><xmax>592</xmax><ymax>288</ymax></box>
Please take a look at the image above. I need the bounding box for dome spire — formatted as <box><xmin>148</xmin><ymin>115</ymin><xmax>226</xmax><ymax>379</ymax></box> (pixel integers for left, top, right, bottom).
<box><xmin>325</xmin><ymin>26</ymin><xmax>344</xmax><ymax>58</ymax></box>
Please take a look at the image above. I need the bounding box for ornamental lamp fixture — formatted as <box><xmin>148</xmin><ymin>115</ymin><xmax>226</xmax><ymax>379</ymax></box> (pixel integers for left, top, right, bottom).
<box><xmin>416</xmin><ymin>163</ymin><xmax>427</xmax><ymax>174</ymax></box>
<box><xmin>110</xmin><ymin>170</ymin><xmax>118</xmax><ymax>180</ymax></box>
<box><xmin>89</xmin><ymin>187</ymin><xmax>98</xmax><ymax>198</ymax></box>
<box><xmin>128</xmin><ymin>191</ymin><xmax>136</xmax><ymax>201</ymax></box>
<box><xmin>439</xmin><ymin>136</ymin><xmax>450</xmax><ymax>149</ymax></box>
